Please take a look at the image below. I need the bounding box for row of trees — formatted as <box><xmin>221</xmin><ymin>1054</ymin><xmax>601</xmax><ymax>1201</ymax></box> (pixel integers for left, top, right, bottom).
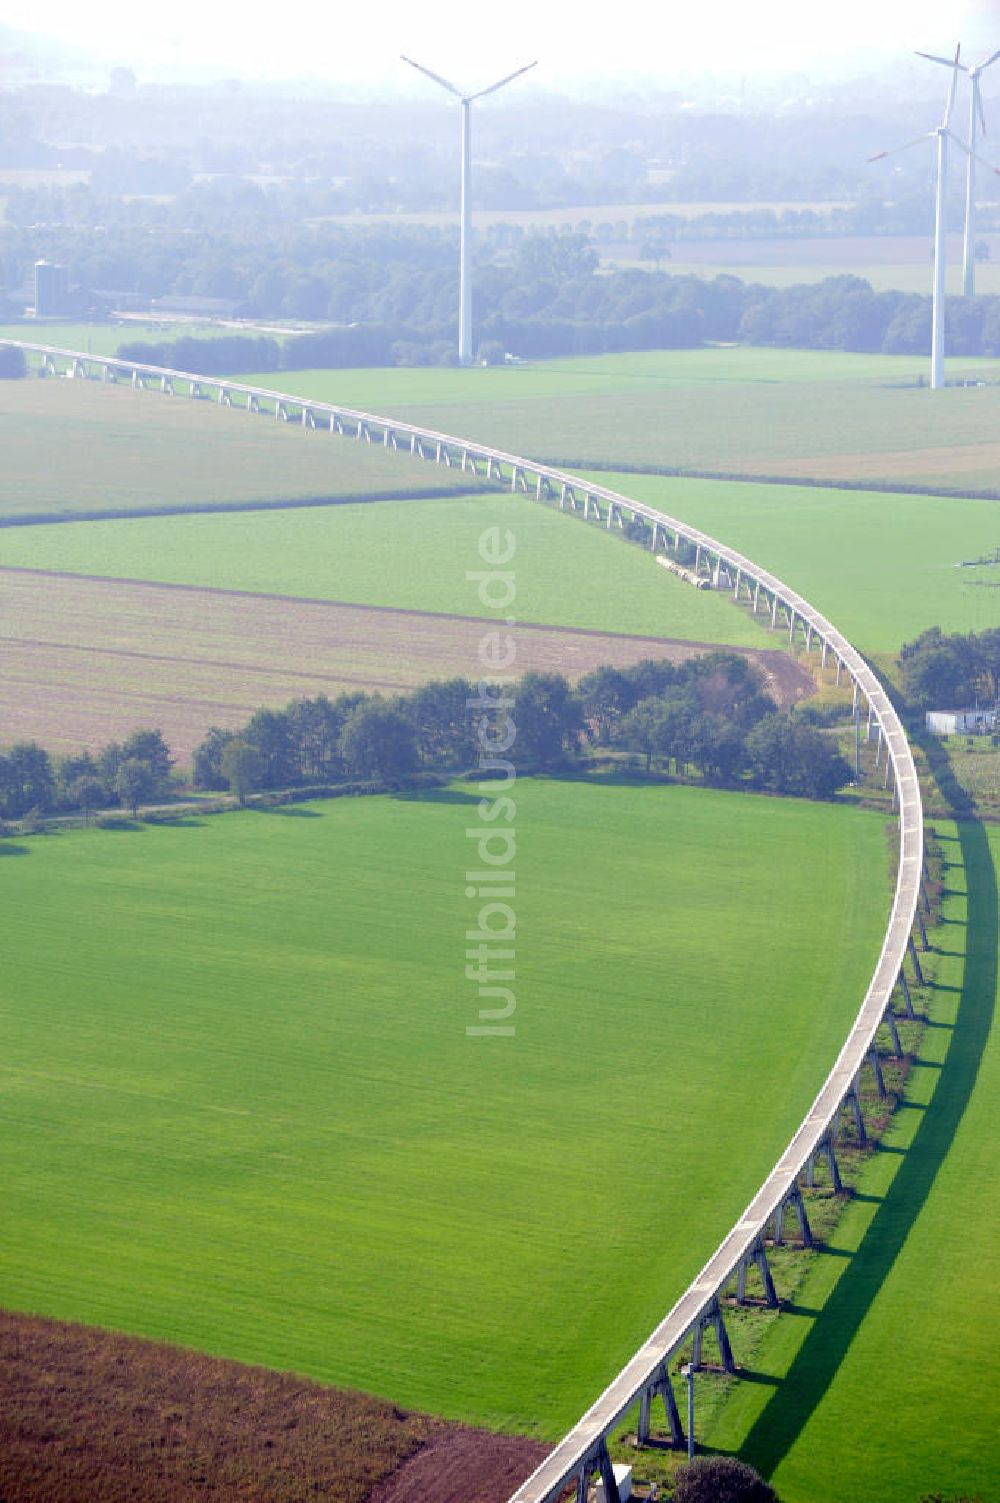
<box><xmin>0</xmin><ymin>658</ymin><xmax>854</xmax><ymax>826</ymax></box>
<box><xmin>899</xmin><ymin>626</ymin><xmax>1000</xmax><ymax>709</ymax></box>
<box><xmin>113</xmin><ymin>275</ymin><xmax>1000</xmax><ymax>370</ymax></box>
<box><xmin>192</xmin><ymin>655</ymin><xmax>851</xmax><ymax>801</ymax></box>
<box><xmin>577</xmin><ymin>656</ymin><xmax>851</xmax><ymax>797</ymax></box>
<box><xmin>0</xmin><ymin>729</ymin><xmax>173</xmax><ymax>822</ymax></box>
<box><xmin>7</xmin><ymin>172</ymin><xmax>1000</xmax><ymax>364</ymax></box>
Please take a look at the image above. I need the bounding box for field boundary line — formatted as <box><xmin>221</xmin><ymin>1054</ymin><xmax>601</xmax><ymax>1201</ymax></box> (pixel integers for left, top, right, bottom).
<box><xmin>2</xmin><ymin>341</ymin><xmax>924</xmax><ymax>1503</ymax></box>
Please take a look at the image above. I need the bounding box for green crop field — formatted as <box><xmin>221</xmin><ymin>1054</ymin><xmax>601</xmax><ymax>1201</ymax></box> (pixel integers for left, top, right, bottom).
<box><xmin>0</xmin><ymin>321</ymin><xmax>240</xmax><ymax>357</ymax></box>
<box><xmin>0</xmin><ymin>779</ymin><xmax>888</xmax><ymax>1436</ymax></box>
<box><xmin>705</xmin><ymin>820</ymin><xmax>1000</xmax><ymax>1503</ymax></box>
<box><xmin>0</xmin><ymin>380</ymin><xmax>473</xmax><ymax>522</ymax></box>
<box><xmin>233</xmin><ymin>349</ymin><xmax>1000</xmax><ymax>495</ymax></box>
<box><xmin>4</xmin><ymin>469</ymin><xmax>997</xmax><ymax>655</ymax></box>
<box><xmin>0</xmin><ymin>494</ymin><xmax>768</xmax><ymax>646</ymax></box>
<box><xmin>579</xmin><ymin>472</ymin><xmax>1000</xmax><ymax>655</ymax></box>
<box><xmin>236</xmin><ymin>346</ymin><xmax>989</xmax><ymax>406</ymax></box>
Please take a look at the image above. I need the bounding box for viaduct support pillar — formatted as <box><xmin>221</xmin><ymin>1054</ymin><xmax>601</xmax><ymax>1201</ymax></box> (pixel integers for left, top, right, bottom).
<box><xmin>883</xmin><ymin>1008</ymin><xmax>903</xmax><ymax>1056</ymax></box>
<box><xmin>898</xmin><ymin>967</ymin><xmax>915</xmax><ymax>1019</ymax></box>
<box><xmin>691</xmin><ymin>1298</ymin><xmax>736</xmax><ymax>1374</ymax></box>
<box><xmin>637</xmin><ymin>1361</ymin><xmax>685</xmax><ymax>1447</ymax></box>
<box><xmin>908</xmin><ymin>936</ymin><xmax>925</xmax><ymax>986</ymax></box>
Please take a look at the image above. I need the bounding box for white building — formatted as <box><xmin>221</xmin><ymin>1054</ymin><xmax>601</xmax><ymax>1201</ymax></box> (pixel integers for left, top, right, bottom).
<box><xmin>925</xmin><ymin>708</ymin><xmax>997</xmax><ymax>736</ymax></box>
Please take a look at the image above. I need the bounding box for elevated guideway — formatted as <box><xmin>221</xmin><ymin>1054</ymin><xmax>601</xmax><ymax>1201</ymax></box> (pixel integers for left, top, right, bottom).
<box><xmin>2</xmin><ymin>340</ymin><xmax>926</xmax><ymax>1501</ymax></box>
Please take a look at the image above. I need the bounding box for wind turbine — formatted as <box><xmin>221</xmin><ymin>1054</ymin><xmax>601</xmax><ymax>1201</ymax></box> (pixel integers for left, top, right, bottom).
<box><xmin>402</xmin><ymin>55</ymin><xmax>537</xmax><ymax>366</ymax></box>
<box><xmin>870</xmin><ymin>45</ymin><xmax>1000</xmax><ymax>388</ymax></box>
<box><xmin>916</xmin><ymin>42</ymin><xmax>1000</xmax><ymax>294</ymax></box>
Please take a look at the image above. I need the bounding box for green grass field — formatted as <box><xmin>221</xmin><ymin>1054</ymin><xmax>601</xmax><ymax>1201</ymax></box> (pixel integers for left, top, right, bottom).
<box><xmin>0</xmin><ymin>321</ymin><xmax>278</xmax><ymax>357</ymax></box>
<box><xmin>581</xmin><ymin>472</ymin><xmax>1000</xmax><ymax>654</ymax></box>
<box><xmin>0</xmin><ymin>494</ymin><xmax>767</xmax><ymax>646</ymax></box>
<box><xmin>0</xmin><ymin>779</ymin><xmax>888</xmax><ymax>1436</ymax></box>
<box><xmin>237</xmin><ymin>346</ymin><xmax>996</xmax><ymax>407</ymax></box>
<box><xmin>233</xmin><ymin>350</ymin><xmax>1000</xmax><ymax>496</ymax></box>
<box><xmin>0</xmin><ymin>380</ymin><xmax>473</xmax><ymax>522</ymax></box>
<box><xmin>5</xmin><ymin>468</ymin><xmax>996</xmax><ymax>655</ymax></box>
<box><xmin>704</xmin><ymin>820</ymin><xmax>1000</xmax><ymax>1503</ymax></box>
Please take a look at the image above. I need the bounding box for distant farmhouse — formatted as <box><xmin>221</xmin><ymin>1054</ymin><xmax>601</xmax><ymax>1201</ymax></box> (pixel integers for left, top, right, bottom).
<box><xmin>925</xmin><ymin>707</ymin><xmax>998</xmax><ymax>736</ymax></box>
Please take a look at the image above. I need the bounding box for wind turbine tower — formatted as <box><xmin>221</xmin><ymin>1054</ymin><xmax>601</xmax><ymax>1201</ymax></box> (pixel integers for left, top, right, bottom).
<box><xmin>916</xmin><ymin>43</ymin><xmax>1000</xmax><ymax>295</ymax></box>
<box><xmin>402</xmin><ymin>55</ymin><xmax>537</xmax><ymax>365</ymax></box>
<box><xmin>871</xmin><ymin>47</ymin><xmax>963</xmax><ymax>388</ymax></box>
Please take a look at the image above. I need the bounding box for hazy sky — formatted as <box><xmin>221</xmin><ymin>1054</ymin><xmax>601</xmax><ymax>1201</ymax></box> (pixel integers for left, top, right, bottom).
<box><xmin>3</xmin><ymin>0</ymin><xmax>997</xmax><ymax>87</ymax></box>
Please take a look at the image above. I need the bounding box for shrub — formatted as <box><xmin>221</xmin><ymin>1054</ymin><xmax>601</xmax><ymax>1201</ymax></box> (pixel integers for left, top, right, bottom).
<box><xmin>673</xmin><ymin>1456</ymin><xmax>779</xmax><ymax>1503</ymax></box>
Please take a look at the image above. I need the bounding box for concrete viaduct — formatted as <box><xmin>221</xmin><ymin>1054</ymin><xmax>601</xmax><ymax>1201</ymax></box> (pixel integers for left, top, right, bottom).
<box><xmin>3</xmin><ymin>340</ymin><xmax>926</xmax><ymax>1503</ymax></box>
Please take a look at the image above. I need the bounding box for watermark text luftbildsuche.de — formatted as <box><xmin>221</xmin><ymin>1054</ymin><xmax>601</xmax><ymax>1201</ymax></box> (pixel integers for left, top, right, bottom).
<box><xmin>465</xmin><ymin>525</ymin><xmax>517</xmax><ymax>1038</ymax></box>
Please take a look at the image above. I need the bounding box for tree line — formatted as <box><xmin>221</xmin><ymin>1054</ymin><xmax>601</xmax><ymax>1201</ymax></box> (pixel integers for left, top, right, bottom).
<box><xmin>0</xmin><ymin>657</ymin><xmax>852</xmax><ymax>829</ymax></box>
<box><xmin>113</xmin><ymin>275</ymin><xmax>1000</xmax><ymax>371</ymax></box>
<box><xmin>190</xmin><ymin>654</ymin><xmax>849</xmax><ymax>800</ymax></box>
<box><xmin>899</xmin><ymin>626</ymin><xmax>1000</xmax><ymax>710</ymax></box>
<box><xmin>0</xmin><ymin>729</ymin><xmax>174</xmax><ymax>825</ymax></box>
<box><xmin>7</xmin><ymin>175</ymin><xmax>1000</xmax><ymax>365</ymax></box>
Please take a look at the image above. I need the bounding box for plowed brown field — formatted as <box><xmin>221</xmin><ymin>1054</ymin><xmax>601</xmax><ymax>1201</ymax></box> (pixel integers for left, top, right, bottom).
<box><xmin>0</xmin><ymin>567</ymin><xmax>813</xmax><ymax>762</ymax></box>
<box><xmin>0</xmin><ymin>1310</ymin><xmax>548</xmax><ymax>1503</ymax></box>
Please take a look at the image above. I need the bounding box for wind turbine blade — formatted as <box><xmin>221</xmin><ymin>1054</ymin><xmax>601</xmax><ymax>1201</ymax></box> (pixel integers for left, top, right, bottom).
<box><xmin>400</xmin><ymin>54</ymin><xmax>462</xmax><ymax>97</ymax></box>
<box><xmin>468</xmin><ymin>60</ymin><xmax>538</xmax><ymax>100</ymax></box>
<box><xmin>977</xmin><ymin>47</ymin><xmax>1000</xmax><ymax>71</ymax></box>
<box><xmin>915</xmin><ymin>48</ymin><xmax>968</xmax><ymax>70</ymax></box>
<box><xmin>975</xmin><ymin>76</ymin><xmax>988</xmax><ymax>135</ymax></box>
<box><xmin>945</xmin><ymin>44</ymin><xmax>962</xmax><ymax>127</ymax></box>
<box><xmin>868</xmin><ymin>133</ymin><xmax>933</xmax><ymax>162</ymax></box>
<box><xmin>946</xmin><ymin>128</ymin><xmax>1000</xmax><ymax>174</ymax></box>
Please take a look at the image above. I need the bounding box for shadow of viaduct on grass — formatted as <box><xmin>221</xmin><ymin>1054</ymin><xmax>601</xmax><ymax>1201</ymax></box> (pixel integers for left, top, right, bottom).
<box><xmin>738</xmin><ymin>772</ymin><xmax>997</xmax><ymax>1479</ymax></box>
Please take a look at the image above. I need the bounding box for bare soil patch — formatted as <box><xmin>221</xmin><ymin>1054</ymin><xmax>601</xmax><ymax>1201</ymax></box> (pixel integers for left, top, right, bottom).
<box><xmin>0</xmin><ymin>568</ymin><xmax>812</xmax><ymax>763</ymax></box>
<box><xmin>370</xmin><ymin>1422</ymin><xmax>550</xmax><ymax>1503</ymax></box>
<box><xmin>0</xmin><ymin>1309</ymin><xmax>427</xmax><ymax>1503</ymax></box>
<box><xmin>771</xmin><ymin>441</ymin><xmax>1000</xmax><ymax>482</ymax></box>
<box><xmin>0</xmin><ymin>1309</ymin><xmax>550</xmax><ymax>1503</ymax></box>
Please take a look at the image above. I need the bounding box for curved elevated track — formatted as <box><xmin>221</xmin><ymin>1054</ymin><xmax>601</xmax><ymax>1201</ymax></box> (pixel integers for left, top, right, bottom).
<box><xmin>3</xmin><ymin>341</ymin><xmax>926</xmax><ymax>1502</ymax></box>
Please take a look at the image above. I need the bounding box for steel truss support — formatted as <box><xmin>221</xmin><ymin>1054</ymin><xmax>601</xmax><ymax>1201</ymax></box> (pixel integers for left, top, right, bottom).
<box><xmin>806</xmin><ymin>1134</ymin><xmax>843</xmax><ymax>1194</ymax></box>
<box><xmin>897</xmin><ymin>966</ymin><xmax>915</xmax><ymax>1019</ymax></box>
<box><xmin>691</xmin><ymin>1296</ymin><xmax>736</xmax><ymax>1373</ymax></box>
<box><xmin>916</xmin><ymin>909</ymin><xmax>929</xmax><ymax>950</ymax></box>
<box><xmin>867</xmin><ymin>1047</ymin><xmax>888</xmax><ymax>1099</ymax></box>
<box><xmin>844</xmin><ymin>1078</ymin><xmax>868</xmax><ymax>1146</ymax></box>
<box><xmin>637</xmin><ymin>1360</ymin><xmax>685</xmax><ymax>1447</ymax></box>
<box><xmin>908</xmin><ymin>935</ymin><xmax>925</xmax><ymax>986</ymax></box>
<box><xmin>736</xmin><ymin>1239</ymin><xmax>779</xmax><ymax>1307</ymax></box>
<box><xmin>575</xmin><ymin>1440</ymin><xmax>621</xmax><ymax>1503</ymax></box>
<box><xmin>882</xmin><ymin>1007</ymin><xmax>904</xmax><ymax>1056</ymax></box>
